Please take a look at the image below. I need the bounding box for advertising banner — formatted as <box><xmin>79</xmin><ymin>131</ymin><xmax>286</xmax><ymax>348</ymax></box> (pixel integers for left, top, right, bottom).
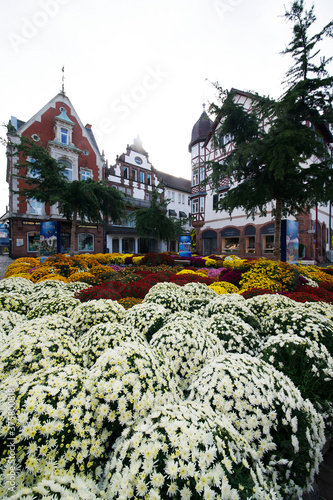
<box><xmin>281</xmin><ymin>219</ymin><xmax>299</xmax><ymax>265</ymax></box>
<box><xmin>179</xmin><ymin>234</ymin><xmax>191</xmax><ymax>258</ymax></box>
<box><xmin>40</xmin><ymin>221</ymin><xmax>61</xmax><ymax>256</ymax></box>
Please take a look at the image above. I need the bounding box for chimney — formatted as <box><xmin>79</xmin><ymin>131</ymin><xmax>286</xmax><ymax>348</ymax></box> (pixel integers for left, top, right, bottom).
<box><xmin>85</xmin><ymin>123</ymin><xmax>92</xmax><ymax>129</ymax></box>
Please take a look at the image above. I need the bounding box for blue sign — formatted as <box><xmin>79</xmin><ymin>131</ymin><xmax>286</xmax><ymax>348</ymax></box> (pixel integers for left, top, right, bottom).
<box><xmin>179</xmin><ymin>235</ymin><xmax>192</xmax><ymax>258</ymax></box>
<box><xmin>40</xmin><ymin>221</ymin><xmax>61</xmax><ymax>256</ymax></box>
<box><xmin>281</xmin><ymin>220</ymin><xmax>299</xmax><ymax>265</ymax></box>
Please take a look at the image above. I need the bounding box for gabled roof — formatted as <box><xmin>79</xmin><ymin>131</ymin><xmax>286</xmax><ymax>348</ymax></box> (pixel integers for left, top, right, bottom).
<box><xmin>155</xmin><ymin>169</ymin><xmax>191</xmax><ymax>193</ymax></box>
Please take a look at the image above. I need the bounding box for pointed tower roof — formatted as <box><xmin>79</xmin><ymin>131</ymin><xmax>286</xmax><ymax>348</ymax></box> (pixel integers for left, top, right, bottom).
<box><xmin>188</xmin><ymin>104</ymin><xmax>213</xmax><ymax>151</ymax></box>
<box><xmin>55</xmin><ymin>106</ymin><xmax>75</xmax><ymax>126</ymax></box>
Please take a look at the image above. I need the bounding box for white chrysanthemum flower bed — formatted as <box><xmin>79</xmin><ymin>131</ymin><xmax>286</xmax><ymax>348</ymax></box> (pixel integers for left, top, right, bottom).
<box><xmin>0</xmin><ymin>365</ymin><xmax>110</xmax><ymax>494</ymax></box>
<box><xmin>262</xmin><ymin>306</ymin><xmax>333</xmax><ymax>354</ymax></box>
<box><xmin>260</xmin><ymin>333</ymin><xmax>333</xmax><ymax>418</ymax></box>
<box><xmin>205</xmin><ymin>312</ymin><xmax>262</xmax><ymax>356</ymax></box>
<box><xmin>70</xmin><ymin>299</ymin><xmax>125</xmax><ymax>337</ymax></box>
<box><xmin>188</xmin><ymin>353</ymin><xmax>325</xmax><ymax>498</ymax></box>
<box><xmin>143</xmin><ymin>282</ymin><xmax>190</xmax><ymax>312</ymax></box>
<box><xmin>79</xmin><ymin>322</ymin><xmax>147</xmax><ymax>368</ymax></box>
<box><xmin>205</xmin><ymin>294</ymin><xmax>261</xmax><ymax>331</ymax></box>
<box><xmin>102</xmin><ymin>402</ymin><xmax>282</xmax><ymax>499</ymax></box>
<box><xmin>87</xmin><ymin>341</ymin><xmax>180</xmax><ymax>431</ymax></box>
<box><xmin>0</xmin><ymin>277</ymin><xmax>331</xmax><ymax>499</ymax></box>
<box><xmin>150</xmin><ymin>312</ymin><xmax>225</xmax><ymax>392</ymax></box>
<box><xmin>121</xmin><ymin>302</ymin><xmax>169</xmax><ymax>341</ymax></box>
<box><xmin>0</xmin><ymin>316</ymin><xmax>79</xmax><ymax>379</ymax></box>
<box><xmin>0</xmin><ymin>310</ymin><xmax>24</xmax><ymax>335</ymax></box>
<box><xmin>181</xmin><ymin>281</ymin><xmax>218</xmax><ymax>311</ymax></box>
<box><xmin>246</xmin><ymin>294</ymin><xmax>295</xmax><ymax>320</ymax></box>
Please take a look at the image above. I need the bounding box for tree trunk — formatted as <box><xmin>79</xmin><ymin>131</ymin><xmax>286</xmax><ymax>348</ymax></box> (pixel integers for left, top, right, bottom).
<box><xmin>70</xmin><ymin>208</ymin><xmax>77</xmax><ymax>257</ymax></box>
<box><xmin>273</xmin><ymin>198</ymin><xmax>282</xmax><ymax>261</ymax></box>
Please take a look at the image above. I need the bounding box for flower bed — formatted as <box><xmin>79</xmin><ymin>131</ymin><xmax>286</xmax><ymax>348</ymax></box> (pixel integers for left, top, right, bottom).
<box><xmin>0</xmin><ymin>255</ymin><xmax>333</xmax><ymax>498</ymax></box>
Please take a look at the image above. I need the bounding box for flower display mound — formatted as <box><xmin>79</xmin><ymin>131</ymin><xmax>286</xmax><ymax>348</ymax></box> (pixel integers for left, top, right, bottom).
<box><xmin>300</xmin><ymin>301</ymin><xmax>333</xmax><ymax>321</ymax></box>
<box><xmin>181</xmin><ymin>282</ymin><xmax>218</xmax><ymax>311</ymax></box>
<box><xmin>0</xmin><ymin>365</ymin><xmax>111</xmax><ymax>495</ymax></box>
<box><xmin>87</xmin><ymin>341</ymin><xmax>180</xmax><ymax>438</ymax></box>
<box><xmin>205</xmin><ymin>294</ymin><xmax>262</xmax><ymax>332</ymax></box>
<box><xmin>262</xmin><ymin>306</ymin><xmax>333</xmax><ymax>355</ymax></box>
<box><xmin>209</xmin><ymin>280</ymin><xmax>240</xmax><ymax>295</ymax></box>
<box><xmin>188</xmin><ymin>353</ymin><xmax>325</xmax><ymax>498</ymax></box>
<box><xmin>0</xmin><ymin>310</ymin><xmax>24</xmax><ymax>335</ymax></box>
<box><xmin>0</xmin><ymin>291</ymin><xmax>29</xmax><ymax>315</ymax></box>
<box><xmin>3</xmin><ymin>473</ymin><xmax>100</xmax><ymax>500</ymax></box>
<box><xmin>143</xmin><ymin>282</ymin><xmax>191</xmax><ymax>313</ymax></box>
<box><xmin>69</xmin><ymin>299</ymin><xmax>125</xmax><ymax>338</ymax></box>
<box><xmin>27</xmin><ymin>296</ymin><xmax>81</xmax><ymax>319</ymax></box>
<box><xmin>260</xmin><ymin>334</ymin><xmax>333</xmax><ymax>419</ymax></box>
<box><xmin>150</xmin><ymin>312</ymin><xmax>225</xmax><ymax>393</ymax></box>
<box><xmin>0</xmin><ymin>276</ymin><xmax>34</xmax><ymax>294</ymax></box>
<box><xmin>102</xmin><ymin>401</ymin><xmax>281</xmax><ymax>499</ymax></box>
<box><xmin>79</xmin><ymin>322</ymin><xmax>147</xmax><ymax>368</ymax></box>
<box><xmin>205</xmin><ymin>312</ymin><xmax>262</xmax><ymax>356</ymax></box>
<box><xmin>245</xmin><ymin>294</ymin><xmax>295</xmax><ymax>320</ymax></box>
<box><xmin>121</xmin><ymin>302</ymin><xmax>169</xmax><ymax>342</ymax></box>
<box><xmin>0</xmin><ymin>316</ymin><xmax>79</xmax><ymax>379</ymax></box>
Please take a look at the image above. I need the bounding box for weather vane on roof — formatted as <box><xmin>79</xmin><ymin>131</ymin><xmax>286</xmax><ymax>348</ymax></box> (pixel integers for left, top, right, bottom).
<box><xmin>61</xmin><ymin>66</ymin><xmax>65</xmax><ymax>95</ymax></box>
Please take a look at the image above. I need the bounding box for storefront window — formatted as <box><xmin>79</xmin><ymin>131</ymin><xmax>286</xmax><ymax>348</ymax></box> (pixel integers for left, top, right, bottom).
<box><xmin>78</xmin><ymin>233</ymin><xmax>94</xmax><ymax>252</ymax></box>
<box><xmin>263</xmin><ymin>235</ymin><xmax>274</xmax><ymax>253</ymax></box>
<box><xmin>222</xmin><ymin>237</ymin><xmax>240</xmax><ymax>253</ymax></box>
<box><xmin>27</xmin><ymin>232</ymin><xmax>40</xmax><ymax>252</ymax></box>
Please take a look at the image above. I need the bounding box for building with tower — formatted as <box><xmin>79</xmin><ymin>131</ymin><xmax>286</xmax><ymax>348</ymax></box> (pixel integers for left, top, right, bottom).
<box><xmin>6</xmin><ymin>92</ymin><xmax>106</xmax><ymax>259</ymax></box>
<box><xmin>189</xmin><ymin>91</ymin><xmax>333</xmax><ymax>262</ymax></box>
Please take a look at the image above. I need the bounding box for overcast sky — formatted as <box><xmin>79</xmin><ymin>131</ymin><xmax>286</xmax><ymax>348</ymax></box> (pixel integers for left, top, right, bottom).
<box><xmin>1</xmin><ymin>0</ymin><xmax>332</xmax><ymax>217</ymax></box>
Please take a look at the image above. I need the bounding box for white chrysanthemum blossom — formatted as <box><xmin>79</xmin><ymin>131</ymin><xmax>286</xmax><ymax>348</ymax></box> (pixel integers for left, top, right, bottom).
<box><xmin>0</xmin><ymin>310</ymin><xmax>24</xmax><ymax>335</ymax></box>
<box><xmin>296</xmin><ymin>301</ymin><xmax>333</xmax><ymax>321</ymax></box>
<box><xmin>70</xmin><ymin>299</ymin><xmax>125</xmax><ymax>337</ymax></box>
<box><xmin>181</xmin><ymin>282</ymin><xmax>218</xmax><ymax>312</ymax></box>
<box><xmin>0</xmin><ymin>276</ymin><xmax>34</xmax><ymax>295</ymax></box>
<box><xmin>79</xmin><ymin>322</ymin><xmax>147</xmax><ymax>368</ymax></box>
<box><xmin>2</xmin><ymin>472</ymin><xmax>100</xmax><ymax>499</ymax></box>
<box><xmin>0</xmin><ymin>365</ymin><xmax>109</xmax><ymax>494</ymax></box>
<box><xmin>121</xmin><ymin>302</ymin><xmax>169</xmax><ymax>342</ymax></box>
<box><xmin>0</xmin><ymin>316</ymin><xmax>80</xmax><ymax>379</ymax></box>
<box><xmin>150</xmin><ymin>314</ymin><xmax>225</xmax><ymax>392</ymax></box>
<box><xmin>246</xmin><ymin>294</ymin><xmax>295</xmax><ymax>320</ymax></box>
<box><xmin>143</xmin><ymin>282</ymin><xmax>190</xmax><ymax>313</ymax></box>
<box><xmin>101</xmin><ymin>402</ymin><xmax>282</xmax><ymax>499</ymax></box>
<box><xmin>188</xmin><ymin>353</ymin><xmax>325</xmax><ymax>497</ymax></box>
<box><xmin>205</xmin><ymin>312</ymin><xmax>262</xmax><ymax>356</ymax></box>
<box><xmin>88</xmin><ymin>341</ymin><xmax>180</xmax><ymax>432</ymax></box>
<box><xmin>260</xmin><ymin>333</ymin><xmax>333</xmax><ymax>418</ymax></box>
<box><xmin>205</xmin><ymin>295</ymin><xmax>261</xmax><ymax>331</ymax></box>
<box><xmin>0</xmin><ymin>291</ymin><xmax>29</xmax><ymax>315</ymax></box>
<box><xmin>301</xmin><ymin>275</ymin><xmax>319</xmax><ymax>287</ymax></box>
<box><xmin>262</xmin><ymin>307</ymin><xmax>333</xmax><ymax>355</ymax></box>
<box><xmin>27</xmin><ymin>296</ymin><xmax>81</xmax><ymax>319</ymax></box>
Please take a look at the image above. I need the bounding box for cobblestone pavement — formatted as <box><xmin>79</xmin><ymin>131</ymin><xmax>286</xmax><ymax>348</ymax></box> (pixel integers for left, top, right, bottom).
<box><xmin>0</xmin><ymin>255</ymin><xmax>332</xmax><ymax>498</ymax></box>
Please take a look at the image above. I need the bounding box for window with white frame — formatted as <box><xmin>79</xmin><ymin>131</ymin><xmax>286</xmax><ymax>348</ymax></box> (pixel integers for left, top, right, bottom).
<box><xmin>132</xmin><ymin>169</ymin><xmax>137</xmax><ymax>181</ymax></box>
<box><xmin>178</xmin><ymin>193</ymin><xmax>181</xmax><ymax>203</ymax></box>
<box><xmin>27</xmin><ymin>158</ymin><xmax>40</xmax><ymax>178</ymax></box>
<box><xmin>123</xmin><ymin>166</ymin><xmax>128</xmax><ymax>179</ymax></box>
<box><xmin>28</xmin><ymin>198</ymin><xmax>42</xmax><ymax>215</ymax></box>
<box><xmin>27</xmin><ymin>231</ymin><xmax>40</xmax><ymax>252</ymax></box>
<box><xmin>200</xmin><ymin>166</ymin><xmax>205</xmax><ymax>182</ymax></box>
<box><xmin>182</xmin><ymin>194</ymin><xmax>185</xmax><ymax>204</ymax></box>
<box><xmin>192</xmin><ymin>198</ymin><xmax>199</xmax><ymax>213</ymax></box>
<box><xmin>61</xmin><ymin>128</ymin><xmax>69</xmax><ymax>145</ymax></box>
<box><xmin>81</xmin><ymin>170</ymin><xmax>91</xmax><ymax>180</ymax></box>
<box><xmin>200</xmin><ymin>197</ymin><xmax>204</xmax><ymax>213</ymax></box>
<box><xmin>78</xmin><ymin>233</ymin><xmax>94</xmax><ymax>251</ymax></box>
<box><xmin>192</xmin><ymin>169</ymin><xmax>199</xmax><ymax>186</ymax></box>
<box><xmin>147</xmin><ymin>173</ymin><xmax>151</xmax><ymax>185</ymax></box>
<box><xmin>140</xmin><ymin>172</ymin><xmax>144</xmax><ymax>183</ymax></box>
<box><xmin>60</xmin><ymin>159</ymin><xmax>73</xmax><ymax>181</ymax></box>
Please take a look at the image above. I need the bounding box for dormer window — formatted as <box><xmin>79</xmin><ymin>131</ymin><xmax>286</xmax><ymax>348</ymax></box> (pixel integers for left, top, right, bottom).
<box><xmin>61</xmin><ymin>128</ymin><xmax>69</xmax><ymax>144</ymax></box>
